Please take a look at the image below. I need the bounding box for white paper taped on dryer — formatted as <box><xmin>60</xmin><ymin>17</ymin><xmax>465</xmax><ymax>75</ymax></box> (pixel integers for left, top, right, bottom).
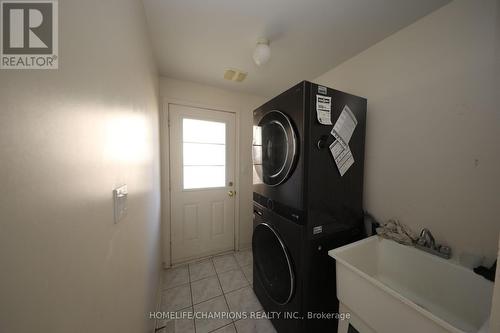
<box><xmin>331</xmin><ymin>105</ymin><xmax>357</xmax><ymax>144</ymax></box>
<box><xmin>316</xmin><ymin>95</ymin><xmax>332</xmax><ymax>125</ymax></box>
<box><xmin>329</xmin><ymin>132</ymin><xmax>354</xmax><ymax>176</ymax></box>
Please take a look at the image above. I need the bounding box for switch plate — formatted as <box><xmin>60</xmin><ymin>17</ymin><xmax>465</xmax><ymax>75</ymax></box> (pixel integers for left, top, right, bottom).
<box><xmin>113</xmin><ymin>185</ymin><xmax>128</xmax><ymax>224</ymax></box>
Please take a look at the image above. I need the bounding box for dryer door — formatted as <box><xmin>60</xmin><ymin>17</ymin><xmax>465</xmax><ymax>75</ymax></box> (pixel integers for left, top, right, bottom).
<box><xmin>253</xmin><ymin>110</ymin><xmax>298</xmax><ymax>186</ymax></box>
<box><xmin>252</xmin><ymin>222</ymin><xmax>294</xmax><ymax>305</ymax></box>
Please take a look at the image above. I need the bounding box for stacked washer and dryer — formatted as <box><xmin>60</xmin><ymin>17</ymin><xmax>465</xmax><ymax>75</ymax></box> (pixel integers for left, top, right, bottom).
<box><xmin>251</xmin><ymin>81</ymin><xmax>367</xmax><ymax>333</ymax></box>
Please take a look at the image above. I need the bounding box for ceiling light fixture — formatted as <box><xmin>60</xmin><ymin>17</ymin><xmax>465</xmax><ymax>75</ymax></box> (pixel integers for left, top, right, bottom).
<box><xmin>253</xmin><ymin>38</ymin><xmax>271</xmax><ymax>66</ymax></box>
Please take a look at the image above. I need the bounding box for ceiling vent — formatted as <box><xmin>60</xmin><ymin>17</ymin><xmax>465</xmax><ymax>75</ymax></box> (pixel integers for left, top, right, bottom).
<box><xmin>224</xmin><ymin>68</ymin><xmax>247</xmax><ymax>82</ymax></box>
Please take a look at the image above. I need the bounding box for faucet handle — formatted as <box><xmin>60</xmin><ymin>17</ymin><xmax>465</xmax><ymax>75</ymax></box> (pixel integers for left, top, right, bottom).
<box><xmin>439</xmin><ymin>245</ymin><xmax>452</xmax><ymax>257</ymax></box>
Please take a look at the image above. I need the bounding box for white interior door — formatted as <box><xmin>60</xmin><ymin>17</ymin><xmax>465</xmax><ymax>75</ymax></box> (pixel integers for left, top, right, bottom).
<box><xmin>169</xmin><ymin>104</ymin><xmax>236</xmax><ymax>264</ymax></box>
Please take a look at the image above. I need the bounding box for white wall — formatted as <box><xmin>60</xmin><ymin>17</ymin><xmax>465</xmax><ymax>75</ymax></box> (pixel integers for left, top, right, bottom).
<box><xmin>314</xmin><ymin>0</ymin><xmax>500</xmax><ymax>263</ymax></box>
<box><xmin>0</xmin><ymin>1</ymin><xmax>161</xmax><ymax>333</ymax></box>
<box><xmin>159</xmin><ymin>77</ymin><xmax>265</xmax><ymax>265</ymax></box>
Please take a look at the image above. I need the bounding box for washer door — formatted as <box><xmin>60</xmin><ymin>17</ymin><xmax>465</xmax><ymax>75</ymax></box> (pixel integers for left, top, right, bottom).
<box><xmin>253</xmin><ymin>110</ymin><xmax>298</xmax><ymax>186</ymax></box>
<box><xmin>252</xmin><ymin>223</ymin><xmax>294</xmax><ymax>305</ymax></box>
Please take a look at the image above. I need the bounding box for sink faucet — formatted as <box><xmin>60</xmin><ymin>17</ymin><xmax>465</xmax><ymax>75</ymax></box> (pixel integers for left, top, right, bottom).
<box><xmin>418</xmin><ymin>228</ymin><xmax>436</xmax><ymax>249</ymax></box>
<box><xmin>415</xmin><ymin>228</ymin><xmax>452</xmax><ymax>259</ymax></box>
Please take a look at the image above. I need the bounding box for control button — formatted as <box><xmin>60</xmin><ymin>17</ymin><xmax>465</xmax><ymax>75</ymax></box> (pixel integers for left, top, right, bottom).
<box><xmin>267</xmin><ymin>199</ymin><xmax>274</xmax><ymax>210</ymax></box>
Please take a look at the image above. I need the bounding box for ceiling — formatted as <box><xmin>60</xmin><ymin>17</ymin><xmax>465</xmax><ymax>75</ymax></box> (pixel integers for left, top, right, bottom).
<box><xmin>142</xmin><ymin>0</ymin><xmax>450</xmax><ymax>97</ymax></box>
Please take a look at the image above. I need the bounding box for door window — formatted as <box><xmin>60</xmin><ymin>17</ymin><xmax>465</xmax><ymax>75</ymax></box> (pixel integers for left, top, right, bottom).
<box><xmin>183</xmin><ymin>118</ymin><xmax>226</xmax><ymax>189</ymax></box>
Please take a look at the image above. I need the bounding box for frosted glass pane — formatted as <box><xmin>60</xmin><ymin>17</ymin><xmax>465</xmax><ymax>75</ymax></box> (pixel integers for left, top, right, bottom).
<box><xmin>184</xmin><ymin>166</ymin><xmax>225</xmax><ymax>189</ymax></box>
<box><xmin>253</xmin><ymin>125</ymin><xmax>262</xmax><ymax>145</ymax></box>
<box><xmin>252</xmin><ymin>145</ymin><xmax>262</xmax><ymax>165</ymax></box>
<box><xmin>183</xmin><ymin>118</ymin><xmax>225</xmax><ymax>144</ymax></box>
<box><xmin>184</xmin><ymin>143</ymin><xmax>225</xmax><ymax>166</ymax></box>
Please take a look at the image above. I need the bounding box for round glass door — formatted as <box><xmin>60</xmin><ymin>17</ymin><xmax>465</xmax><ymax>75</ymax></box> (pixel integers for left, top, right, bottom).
<box><xmin>252</xmin><ymin>223</ymin><xmax>294</xmax><ymax>305</ymax></box>
<box><xmin>252</xmin><ymin>110</ymin><xmax>298</xmax><ymax>186</ymax></box>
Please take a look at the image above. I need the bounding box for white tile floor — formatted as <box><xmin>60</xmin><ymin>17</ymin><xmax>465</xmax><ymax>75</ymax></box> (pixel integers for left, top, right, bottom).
<box><xmin>156</xmin><ymin>250</ymin><xmax>276</xmax><ymax>333</ymax></box>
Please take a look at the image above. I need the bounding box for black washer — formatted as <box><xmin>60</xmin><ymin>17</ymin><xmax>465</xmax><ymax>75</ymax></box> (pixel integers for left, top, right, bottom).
<box><xmin>253</xmin><ymin>223</ymin><xmax>294</xmax><ymax>305</ymax></box>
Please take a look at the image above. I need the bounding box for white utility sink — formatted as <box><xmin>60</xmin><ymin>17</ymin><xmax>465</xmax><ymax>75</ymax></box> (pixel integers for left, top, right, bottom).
<box><xmin>329</xmin><ymin>236</ymin><xmax>494</xmax><ymax>333</ymax></box>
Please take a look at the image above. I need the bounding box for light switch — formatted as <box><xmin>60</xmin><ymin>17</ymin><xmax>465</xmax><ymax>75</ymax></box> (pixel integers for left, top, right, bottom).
<box><xmin>113</xmin><ymin>184</ymin><xmax>128</xmax><ymax>224</ymax></box>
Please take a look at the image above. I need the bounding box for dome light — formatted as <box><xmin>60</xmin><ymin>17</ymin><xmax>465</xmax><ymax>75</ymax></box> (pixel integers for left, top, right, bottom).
<box><xmin>253</xmin><ymin>38</ymin><xmax>271</xmax><ymax>66</ymax></box>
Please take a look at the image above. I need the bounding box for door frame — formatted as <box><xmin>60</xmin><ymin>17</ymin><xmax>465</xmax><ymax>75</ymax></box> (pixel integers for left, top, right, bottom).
<box><xmin>160</xmin><ymin>98</ymin><xmax>241</xmax><ymax>267</ymax></box>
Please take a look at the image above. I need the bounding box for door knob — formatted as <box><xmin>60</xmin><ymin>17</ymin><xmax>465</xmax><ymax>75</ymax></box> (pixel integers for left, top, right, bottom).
<box><xmin>228</xmin><ymin>190</ymin><xmax>235</xmax><ymax>197</ymax></box>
